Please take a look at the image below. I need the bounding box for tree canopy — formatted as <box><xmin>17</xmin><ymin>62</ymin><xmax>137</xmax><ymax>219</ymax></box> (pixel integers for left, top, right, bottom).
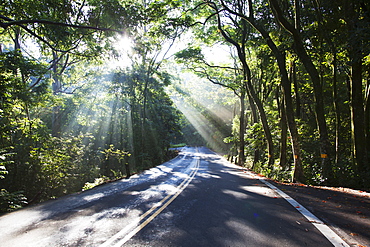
<box><xmin>0</xmin><ymin>0</ymin><xmax>369</xmax><ymax>212</ymax></box>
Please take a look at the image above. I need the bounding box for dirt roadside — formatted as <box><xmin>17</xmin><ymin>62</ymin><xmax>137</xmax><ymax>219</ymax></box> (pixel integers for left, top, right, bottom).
<box><xmin>268</xmin><ymin>180</ymin><xmax>370</xmax><ymax>247</ymax></box>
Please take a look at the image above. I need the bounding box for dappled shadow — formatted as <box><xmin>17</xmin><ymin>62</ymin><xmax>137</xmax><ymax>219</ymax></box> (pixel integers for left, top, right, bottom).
<box><xmin>270</xmin><ymin>181</ymin><xmax>370</xmax><ymax>246</ymax></box>
<box><xmin>0</xmin><ymin>147</ymin><xmax>361</xmax><ymax>246</ymax></box>
<box><xmin>126</xmin><ymin>147</ymin><xmax>334</xmax><ymax>247</ymax></box>
<box><xmin>196</xmin><ymin>147</ymin><xmax>370</xmax><ymax>245</ymax></box>
<box><xmin>0</xmin><ymin>150</ymin><xmax>200</xmax><ymax>247</ymax></box>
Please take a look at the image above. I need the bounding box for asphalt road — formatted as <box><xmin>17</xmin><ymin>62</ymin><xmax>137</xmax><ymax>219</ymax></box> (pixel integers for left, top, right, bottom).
<box><xmin>0</xmin><ymin>147</ymin><xmax>349</xmax><ymax>246</ymax></box>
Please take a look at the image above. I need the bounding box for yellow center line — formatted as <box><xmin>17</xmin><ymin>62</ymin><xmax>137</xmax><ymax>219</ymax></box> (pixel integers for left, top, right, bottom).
<box><xmin>100</xmin><ymin>152</ymin><xmax>200</xmax><ymax>247</ymax></box>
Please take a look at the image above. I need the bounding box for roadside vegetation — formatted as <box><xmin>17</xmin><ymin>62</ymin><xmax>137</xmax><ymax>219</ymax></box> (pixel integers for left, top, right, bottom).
<box><xmin>1</xmin><ymin>0</ymin><xmax>369</xmax><ymax>213</ymax></box>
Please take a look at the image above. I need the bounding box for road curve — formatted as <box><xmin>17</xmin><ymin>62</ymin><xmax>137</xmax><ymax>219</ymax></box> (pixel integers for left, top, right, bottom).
<box><xmin>0</xmin><ymin>147</ymin><xmax>348</xmax><ymax>246</ymax></box>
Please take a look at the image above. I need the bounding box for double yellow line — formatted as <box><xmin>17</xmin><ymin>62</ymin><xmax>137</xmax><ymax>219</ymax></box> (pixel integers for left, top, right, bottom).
<box><xmin>100</xmin><ymin>154</ymin><xmax>200</xmax><ymax>247</ymax></box>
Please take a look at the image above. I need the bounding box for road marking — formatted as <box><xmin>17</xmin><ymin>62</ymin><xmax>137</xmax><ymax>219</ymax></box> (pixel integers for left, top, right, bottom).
<box><xmin>259</xmin><ymin>178</ymin><xmax>350</xmax><ymax>247</ymax></box>
<box><xmin>99</xmin><ymin>155</ymin><xmax>200</xmax><ymax>247</ymax></box>
<box><xmin>215</xmin><ymin>155</ymin><xmax>350</xmax><ymax>246</ymax></box>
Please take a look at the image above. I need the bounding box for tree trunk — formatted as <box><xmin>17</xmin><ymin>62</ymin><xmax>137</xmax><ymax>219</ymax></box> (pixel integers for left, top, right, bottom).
<box><xmin>244</xmin><ymin>71</ymin><xmax>275</xmax><ymax>168</ymax></box>
<box><xmin>238</xmin><ymin>91</ymin><xmax>246</xmax><ymax>166</ymax></box>
<box><xmin>332</xmin><ymin>53</ymin><xmax>340</xmax><ymax>166</ymax></box>
<box><xmin>247</xmin><ymin>90</ymin><xmax>259</xmax><ymax>168</ymax></box>
<box><xmin>365</xmin><ymin>82</ymin><xmax>370</xmax><ymax>167</ymax></box>
<box><xmin>294</xmin><ymin>0</ymin><xmax>300</xmax><ymax>31</ymax></box>
<box><xmin>128</xmin><ymin>82</ymin><xmax>137</xmax><ymax>172</ymax></box>
<box><xmin>345</xmin><ymin>0</ymin><xmax>368</xmax><ymax>184</ymax></box>
<box><xmin>124</xmin><ymin>160</ymin><xmax>131</xmax><ymax>179</ymax></box>
<box><xmin>350</xmin><ymin>60</ymin><xmax>367</xmax><ymax>177</ymax></box>
<box><xmin>268</xmin><ymin>0</ymin><xmax>330</xmax><ymax>180</ymax></box>
<box><xmin>13</xmin><ymin>27</ymin><xmax>21</xmax><ymax>50</ymax></box>
<box><xmin>245</xmin><ymin>18</ymin><xmax>305</xmax><ymax>182</ymax></box>
<box><xmin>291</xmin><ymin>61</ymin><xmax>301</xmax><ymax>118</ymax></box>
<box><xmin>277</xmin><ymin>90</ymin><xmax>288</xmax><ymax>169</ymax></box>
<box><xmin>52</xmin><ymin>51</ymin><xmax>62</xmax><ymax>137</ymax></box>
<box><xmin>220</xmin><ymin>1</ymin><xmax>305</xmax><ymax>181</ymax></box>
<box><xmin>218</xmin><ymin>16</ymin><xmax>275</xmax><ymax>168</ymax></box>
<box><xmin>215</xmin><ymin>10</ymin><xmax>274</xmax><ymax>168</ymax></box>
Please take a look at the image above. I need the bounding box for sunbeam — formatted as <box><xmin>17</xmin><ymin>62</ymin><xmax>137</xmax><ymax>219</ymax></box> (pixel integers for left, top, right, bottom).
<box><xmin>168</xmin><ymin>74</ymin><xmax>236</xmax><ymax>153</ymax></box>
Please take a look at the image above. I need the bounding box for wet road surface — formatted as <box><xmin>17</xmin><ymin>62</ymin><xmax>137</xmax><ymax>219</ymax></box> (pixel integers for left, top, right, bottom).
<box><xmin>0</xmin><ymin>147</ymin><xmax>348</xmax><ymax>246</ymax></box>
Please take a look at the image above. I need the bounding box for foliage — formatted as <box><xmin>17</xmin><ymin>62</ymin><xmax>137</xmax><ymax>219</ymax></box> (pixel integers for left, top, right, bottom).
<box><xmin>0</xmin><ymin>189</ymin><xmax>28</xmax><ymax>213</ymax></box>
<box><xmin>82</xmin><ymin>177</ymin><xmax>110</xmax><ymax>191</ymax></box>
<box><xmin>253</xmin><ymin>162</ymin><xmax>294</xmax><ymax>183</ymax></box>
<box><xmin>0</xmin><ymin>150</ymin><xmax>27</xmax><ymax>213</ymax></box>
<box><xmin>245</xmin><ymin>123</ymin><xmax>266</xmax><ymax>161</ymax></box>
<box><xmin>102</xmin><ymin>144</ymin><xmax>130</xmax><ymax>161</ymax></box>
<box><xmin>1</xmin><ymin>0</ymin><xmax>369</xmax><ymax>214</ymax></box>
<box><xmin>178</xmin><ymin>0</ymin><xmax>370</xmax><ymax>188</ymax></box>
<box><xmin>0</xmin><ymin>0</ymin><xmax>187</xmax><ymax>213</ymax></box>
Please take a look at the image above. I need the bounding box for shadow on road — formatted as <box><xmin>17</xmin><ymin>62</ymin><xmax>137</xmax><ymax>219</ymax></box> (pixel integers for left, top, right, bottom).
<box><xmin>127</xmin><ymin>147</ymin><xmax>335</xmax><ymax>247</ymax></box>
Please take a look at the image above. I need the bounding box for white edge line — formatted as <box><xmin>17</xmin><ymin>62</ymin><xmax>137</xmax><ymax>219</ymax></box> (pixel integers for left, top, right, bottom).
<box><xmin>259</xmin><ymin>178</ymin><xmax>350</xmax><ymax>247</ymax></box>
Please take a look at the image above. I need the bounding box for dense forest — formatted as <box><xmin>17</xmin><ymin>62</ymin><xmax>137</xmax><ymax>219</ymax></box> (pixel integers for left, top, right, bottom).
<box><xmin>0</xmin><ymin>0</ymin><xmax>369</xmax><ymax>213</ymax></box>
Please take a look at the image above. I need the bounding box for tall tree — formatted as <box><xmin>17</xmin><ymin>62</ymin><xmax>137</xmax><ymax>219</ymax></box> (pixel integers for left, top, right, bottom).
<box><xmin>268</xmin><ymin>0</ymin><xmax>332</xmax><ymax>180</ymax></box>
<box><xmin>216</xmin><ymin>0</ymin><xmax>305</xmax><ymax>181</ymax></box>
<box><xmin>343</xmin><ymin>0</ymin><xmax>370</xmax><ymax>184</ymax></box>
<box><xmin>212</xmin><ymin>1</ymin><xmax>275</xmax><ymax>168</ymax></box>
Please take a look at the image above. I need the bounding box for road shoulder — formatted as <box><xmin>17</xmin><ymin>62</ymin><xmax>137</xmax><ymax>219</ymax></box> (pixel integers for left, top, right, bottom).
<box><xmin>267</xmin><ymin>179</ymin><xmax>370</xmax><ymax>247</ymax></box>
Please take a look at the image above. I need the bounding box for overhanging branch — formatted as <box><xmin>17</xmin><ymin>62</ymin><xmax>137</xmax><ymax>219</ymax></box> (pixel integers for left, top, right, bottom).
<box><xmin>0</xmin><ymin>14</ymin><xmax>124</xmax><ymax>52</ymax></box>
<box><xmin>0</xmin><ymin>14</ymin><xmax>124</xmax><ymax>34</ymax></box>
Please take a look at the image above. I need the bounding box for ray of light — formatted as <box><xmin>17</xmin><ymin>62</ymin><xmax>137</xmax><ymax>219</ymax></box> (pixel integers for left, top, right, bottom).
<box><xmin>171</xmin><ymin>93</ymin><xmax>231</xmax><ymax>153</ymax></box>
<box><xmin>167</xmin><ymin>72</ymin><xmax>236</xmax><ymax>152</ymax></box>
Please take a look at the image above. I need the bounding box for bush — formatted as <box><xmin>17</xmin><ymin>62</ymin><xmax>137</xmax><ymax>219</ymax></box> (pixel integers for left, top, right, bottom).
<box><xmin>0</xmin><ymin>189</ymin><xmax>27</xmax><ymax>213</ymax></box>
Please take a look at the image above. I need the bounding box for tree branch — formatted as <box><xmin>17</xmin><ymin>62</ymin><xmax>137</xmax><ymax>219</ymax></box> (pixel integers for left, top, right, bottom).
<box><xmin>0</xmin><ymin>15</ymin><xmax>124</xmax><ymax>34</ymax></box>
<box><xmin>188</xmin><ymin>65</ymin><xmax>239</xmax><ymax>96</ymax></box>
<box><xmin>0</xmin><ymin>14</ymin><xmax>124</xmax><ymax>53</ymax></box>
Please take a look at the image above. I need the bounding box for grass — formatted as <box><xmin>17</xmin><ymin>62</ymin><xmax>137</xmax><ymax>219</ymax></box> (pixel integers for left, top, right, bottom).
<box><xmin>169</xmin><ymin>143</ymin><xmax>187</xmax><ymax>148</ymax></box>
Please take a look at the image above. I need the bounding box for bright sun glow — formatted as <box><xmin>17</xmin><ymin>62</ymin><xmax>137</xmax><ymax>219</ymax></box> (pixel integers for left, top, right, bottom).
<box><xmin>106</xmin><ymin>35</ymin><xmax>134</xmax><ymax>69</ymax></box>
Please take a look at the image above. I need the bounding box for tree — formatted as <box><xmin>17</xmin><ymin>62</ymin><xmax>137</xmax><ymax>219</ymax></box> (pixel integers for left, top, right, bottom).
<box><xmin>175</xmin><ymin>46</ymin><xmax>247</xmax><ymax>165</ymax></box>
<box><xmin>207</xmin><ymin>0</ymin><xmax>275</xmax><ymax>168</ymax></box>
<box><xmin>0</xmin><ymin>0</ymin><xmax>187</xmax><ymax>211</ymax></box>
<box><xmin>343</xmin><ymin>0</ymin><xmax>370</xmax><ymax>185</ymax></box>
<box><xmin>267</xmin><ymin>0</ymin><xmax>332</xmax><ymax>181</ymax></box>
<box><xmin>206</xmin><ymin>0</ymin><xmax>305</xmax><ymax>181</ymax></box>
